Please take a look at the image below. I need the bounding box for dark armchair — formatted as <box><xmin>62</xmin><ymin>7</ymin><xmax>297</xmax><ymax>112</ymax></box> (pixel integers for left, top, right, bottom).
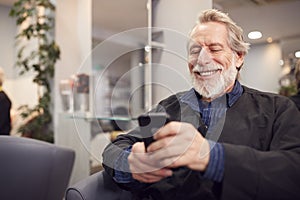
<box><xmin>65</xmin><ymin>170</ymin><xmax>132</xmax><ymax>200</ymax></box>
<box><xmin>0</xmin><ymin>136</ymin><xmax>75</xmax><ymax>200</ymax></box>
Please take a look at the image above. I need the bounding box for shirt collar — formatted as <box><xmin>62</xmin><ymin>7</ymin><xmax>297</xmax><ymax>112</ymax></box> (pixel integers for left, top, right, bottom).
<box><xmin>180</xmin><ymin>81</ymin><xmax>243</xmax><ymax>112</ymax></box>
<box><xmin>227</xmin><ymin>80</ymin><xmax>243</xmax><ymax>107</ymax></box>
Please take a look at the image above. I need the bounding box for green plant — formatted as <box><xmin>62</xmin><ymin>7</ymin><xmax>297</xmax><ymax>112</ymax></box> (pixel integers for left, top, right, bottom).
<box><xmin>9</xmin><ymin>0</ymin><xmax>60</xmax><ymax>143</ymax></box>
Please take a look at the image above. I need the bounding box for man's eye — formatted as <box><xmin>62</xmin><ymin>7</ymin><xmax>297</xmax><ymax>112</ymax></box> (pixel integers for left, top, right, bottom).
<box><xmin>210</xmin><ymin>48</ymin><xmax>222</xmax><ymax>52</ymax></box>
<box><xmin>190</xmin><ymin>48</ymin><xmax>201</xmax><ymax>54</ymax></box>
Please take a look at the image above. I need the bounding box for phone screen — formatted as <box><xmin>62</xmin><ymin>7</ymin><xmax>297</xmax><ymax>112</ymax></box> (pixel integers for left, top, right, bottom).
<box><xmin>138</xmin><ymin>112</ymin><xmax>170</xmax><ymax>150</ymax></box>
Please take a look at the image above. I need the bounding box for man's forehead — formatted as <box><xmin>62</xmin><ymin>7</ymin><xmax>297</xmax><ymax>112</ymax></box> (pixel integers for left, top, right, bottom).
<box><xmin>189</xmin><ymin>22</ymin><xmax>228</xmax><ymax>46</ymax></box>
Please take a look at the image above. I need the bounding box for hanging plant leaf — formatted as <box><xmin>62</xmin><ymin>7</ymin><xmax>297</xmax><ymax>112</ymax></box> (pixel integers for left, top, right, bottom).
<box><xmin>10</xmin><ymin>0</ymin><xmax>60</xmax><ymax>143</ymax></box>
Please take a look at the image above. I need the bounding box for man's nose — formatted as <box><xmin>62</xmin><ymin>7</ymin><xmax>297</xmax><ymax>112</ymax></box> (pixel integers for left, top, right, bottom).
<box><xmin>197</xmin><ymin>48</ymin><xmax>212</xmax><ymax>66</ymax></box>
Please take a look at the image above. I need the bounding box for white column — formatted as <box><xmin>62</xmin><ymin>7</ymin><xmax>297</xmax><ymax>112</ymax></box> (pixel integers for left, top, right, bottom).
<box><xmin>54</xmin><ymin>0</ymin><xmax>92</xmax><ymax>185</ymax></box>
<box><xmin>130</xmin><ymin>50</ymin><xmax>145</xmax><ymax>117</ymax></box>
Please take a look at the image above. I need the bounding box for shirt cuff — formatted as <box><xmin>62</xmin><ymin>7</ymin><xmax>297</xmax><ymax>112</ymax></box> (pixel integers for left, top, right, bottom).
<box><xmin>203</xmin><ymin>140</ymin><xmax>224</xmax><ymax>182</ymax></box>
<box><xmin>113</xmin><ymin>146</ymin><xmax>134</xmax><ymax>183</ymax></box>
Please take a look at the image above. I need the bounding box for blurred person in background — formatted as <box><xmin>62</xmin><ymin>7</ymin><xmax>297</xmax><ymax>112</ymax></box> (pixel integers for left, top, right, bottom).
<box><xmin>290</xmin><ymin>59</ymin><xmax>300</xmax><ymax>110</ymax></box>
<box><xmin>0</xmin><ymin>67</ymin><xmax>12</xmax><ymax>135</ymax></box>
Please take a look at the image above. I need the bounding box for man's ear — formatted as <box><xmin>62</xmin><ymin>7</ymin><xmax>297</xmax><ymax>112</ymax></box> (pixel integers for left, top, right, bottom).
<box><xmin>235</xmin><ymin>52</ymin><xmax>244</xmax><ymax>70</ymax></box>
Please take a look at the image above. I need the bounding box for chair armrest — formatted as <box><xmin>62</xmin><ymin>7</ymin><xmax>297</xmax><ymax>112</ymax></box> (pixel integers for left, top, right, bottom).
<box><xmin>65</xmin><ymin>170</ymin><xmax>132</xmax><ymax>200</ymax></box>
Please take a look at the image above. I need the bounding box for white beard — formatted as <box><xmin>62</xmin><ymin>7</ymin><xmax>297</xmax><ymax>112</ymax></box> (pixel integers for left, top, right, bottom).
<box><xmin>191</xmin><ymin>55</ymin><xmax>238</xmax><ymax>99</ymax></box>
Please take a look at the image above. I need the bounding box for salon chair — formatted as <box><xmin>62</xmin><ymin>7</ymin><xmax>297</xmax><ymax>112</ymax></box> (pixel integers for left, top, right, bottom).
<box><xmin>0</xmin><ymin>135</ymin><xmax>75</xmax><ymax>200</ymax></box>
<box><xmin>65</xmin><ymin>170</ymin><xmax>132</xmax><ymax>200</ymax></box>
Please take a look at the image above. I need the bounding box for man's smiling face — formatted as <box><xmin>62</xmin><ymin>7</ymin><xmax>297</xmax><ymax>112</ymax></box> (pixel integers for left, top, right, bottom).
<box><xmin>188</xmin><ymin>21</ymin><xmax>244</xmax><ymax>101</ymax></box>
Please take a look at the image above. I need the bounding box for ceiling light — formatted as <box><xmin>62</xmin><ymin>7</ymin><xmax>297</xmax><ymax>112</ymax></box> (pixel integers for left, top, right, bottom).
<box><xmin>248</xmin><ymin>31</ymin><xmax>262</xmax><ymax>40</ymax></box>
<box><xmin>279</xmin><ymin>59</ymin><xmax>284</xmax><ymax>66</ymax></box>
<box><xmin>295</xmin><ymin>50</ymin><xmax>300</xmax><ymax>58</ymax></box>
<box><xmin>144</xmin><ymin>45</ymin><xmax>151</xmax><ymax>52</ymax></box>
<box><xmin>267</xmin><ymin>37</ymin><xmax>273</xmax><ymax>43</ymax></box>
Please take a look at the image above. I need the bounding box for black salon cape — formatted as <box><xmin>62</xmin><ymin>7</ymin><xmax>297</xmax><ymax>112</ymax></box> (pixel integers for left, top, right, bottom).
<box><xmin>103</xmin><ymin>86</ymin><xmax>300</xmax><ymax>200</ymax></box>
<box><xmin>290</xmin><ymin>91</ymin><xmax>300</xmax><ymax>110</ymax></box>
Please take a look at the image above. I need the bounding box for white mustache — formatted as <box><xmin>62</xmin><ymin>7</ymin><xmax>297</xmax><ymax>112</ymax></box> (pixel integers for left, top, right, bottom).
<box><xmin>192</xmin><ymin>64</ymin><xmax>223</xmax><ymax>73</ymax></box>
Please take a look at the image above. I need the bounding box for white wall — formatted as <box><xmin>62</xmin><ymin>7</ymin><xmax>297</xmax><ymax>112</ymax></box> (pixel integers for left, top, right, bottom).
<box><xmin>240</xmin><ymin>43</ymin><xmax>282</xmax><ymax>93</ymax></box>
<box><xmin>0</xmin><ymin>5</ymin><xmax>15</xmax><ymax>79</ymax></box>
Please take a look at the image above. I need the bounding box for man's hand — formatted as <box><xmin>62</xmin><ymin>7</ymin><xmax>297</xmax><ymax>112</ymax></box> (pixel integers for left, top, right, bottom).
<box><xmin>128</xmin><ymin>122</ymin><xmax>210</xmax><ymax>183</ymax></box>
<box><xmin>128</xmin><ymin>142</ymin><xmax>173</xmax><ymax>183</ymax></box>
<box><xmin>147</xmin><ymin>121</ymin><xmax>210</xmax><ymax>171</ymax></box>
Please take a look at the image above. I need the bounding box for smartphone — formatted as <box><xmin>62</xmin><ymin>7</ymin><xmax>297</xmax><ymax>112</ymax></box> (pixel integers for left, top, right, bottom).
<box><xmin>138</xmin><ymin>112</ymin><xmax>170</xmax><ymax>150</ymax></box>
